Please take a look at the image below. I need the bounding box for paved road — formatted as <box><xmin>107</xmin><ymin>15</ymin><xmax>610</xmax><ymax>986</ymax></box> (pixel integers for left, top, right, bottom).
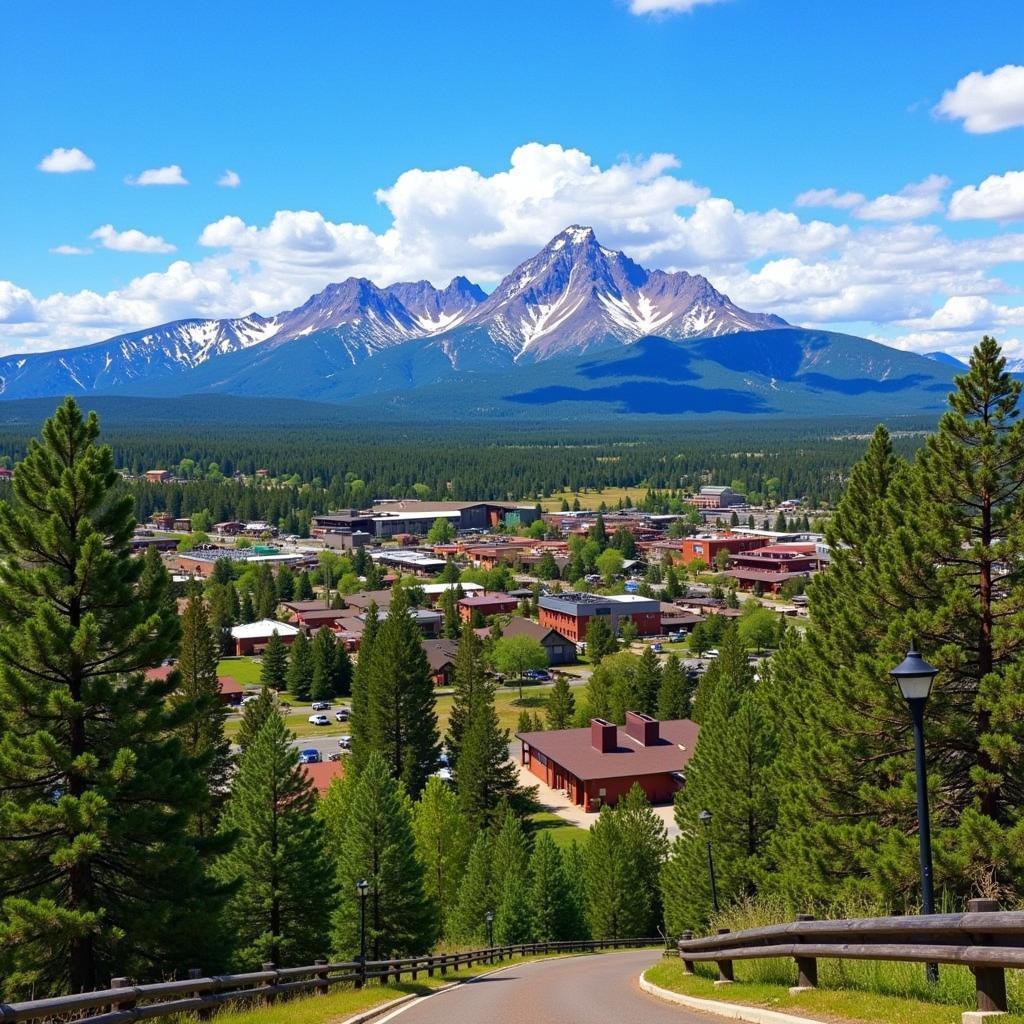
<box><xmin>376</xmin><ymin>950</ymin><xmax>716</xmax><ymax>1024</ymax></box>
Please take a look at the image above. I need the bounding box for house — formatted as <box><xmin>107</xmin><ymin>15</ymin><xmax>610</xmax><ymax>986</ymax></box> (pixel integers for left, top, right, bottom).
<box><xmin>230</xmin><ymin>619</ymin><xmax>300</xmax><ymax>656</ymax></box>
<box><xmin>173</xmin><ymin>517</ymin><xmax>193</xmax><ymax>533</ymax></box>
<box><xmin>538</xmin><ymin>592</ymin><xmax>661</xmax><ymax>644</ymax></box>
<box><xmin>0</xmin><ymin>466</ymin><xmax>12</xmax><ymax>480</ymax></box>
<box><xmin>217</xmin><ymin>676</ymin><xmax>244</xmax><ymax>706</ymax></box>
<box><xmin>150</xmin><ymin>512</ymin><xmax>175</xmax><ymax>530</ymax></box>
<box><xmin>422</xmin><ymin>638</ymin><xmax>460</xmax><ymax>686</ymax></box>
<box><xmin>458</xmin><ymin>592</ymin><xmax>519</xmax><ymax>622</ymax></box>
<box><xmin>145</xmin><ymin>469</ymin><xmax>172</xmax><ymax>484</ymax></box>
<box><xmin>291</xmin><ymin>607</ymin><xmax>351</xmax><ymax>631</ymax></box>
<box><xmin>500</xmin><ymin>616</ymin><xmax>576</xmax><ymax>665</ymax></box>
<box><xmin>214</xmin><ymin>521</ymin><xmax>244</xmax><ymax>535</ymax></box>
<box><xmin>517</xmin><ymin>712</ymin><xmax>699</xmax><ymax>810</ymax></box>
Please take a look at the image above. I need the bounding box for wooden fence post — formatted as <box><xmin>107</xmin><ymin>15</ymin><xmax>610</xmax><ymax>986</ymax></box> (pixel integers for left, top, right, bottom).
<box><xmin>966</xmin><ymin>898</ymin><xmax>1008</xmax><ymax>1021</ymax></box>
<box><xmin>313</xmin><ymin>959</ymin><xmax>328</xmax><ymax>995</ymax></box>
<box><xmin>261</xmin><ymin>963</ymin><xmax>277</xmax><ymax>1006</ymax></box>
<box><xmin>188</xmin><ymin>967</ymin><xmax>211</xmax><ymax>1021</ymax></box>
<box><xmin>110</xmin><ymin>978</ymin><xmax>135</xmax><ymax>1014</ymax></box>
<box><xmin>679</xmin><ymin>932</ymin><xmax>695</xmax><ymax>975</ymax></box>
<box><xmin>713</xmin><ymin>929</ymin><xmax>734</xmax><ymax>987</ymax></box>
<box><xmin>790</xmin><ymin>914</ymin><xmax>818</xmax><ymax>994</ymax></box>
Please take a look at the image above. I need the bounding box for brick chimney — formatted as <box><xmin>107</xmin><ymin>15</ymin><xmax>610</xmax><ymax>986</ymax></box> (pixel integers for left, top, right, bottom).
<box><xmin>625</xmin><ymin>711</ymin><xmax>660</xmax><ymax>747</ymax></box>
<box><xmin>590</xmin><ymin>718</ymin><xmax>617</xmax><ymax>753</ymax></box>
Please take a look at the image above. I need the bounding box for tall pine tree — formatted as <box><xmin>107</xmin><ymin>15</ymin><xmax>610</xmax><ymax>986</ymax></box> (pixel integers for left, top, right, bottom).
<box><xmin>260</xmin><ymin>630</ymin><xmax>289</xmax><ymax>692</ymax></box>
<box><xmin>412</xmin><ymin>777</ymin><xmax>471</xmax><ymax>939</ymax></box>
<box><xmin>285</xmin><ymin>630</ymin><xmax>312</xmax><ymax>700</ymax></box>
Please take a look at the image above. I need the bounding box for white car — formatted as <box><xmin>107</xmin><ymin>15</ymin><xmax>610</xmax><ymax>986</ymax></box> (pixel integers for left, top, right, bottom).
<box><xmin>307</xmin><ymin>713</ymin><xmax>329</xmax><ymax>726</ymax></box>
<box><xmin>240</xmin><ymin>694</ymin><xmax>261</xmax><ymax>705</ymax></box>
<box><xmin>705</xmin><ymin>649</ymin><xmax>720</xmax><ymax>659</ymax></box>
<box><xmin>311</xmin><ymin>701</ymin><xmax>331</xmax><ymax>711</ymax></box>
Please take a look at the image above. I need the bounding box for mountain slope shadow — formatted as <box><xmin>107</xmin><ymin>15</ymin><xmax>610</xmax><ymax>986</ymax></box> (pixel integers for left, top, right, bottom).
<box><xmin>504</xmin><ymin>381</ymin><xmax>773</xmax><ymax>414</ymax></box>
<box><xmin>798</xmin><ymin>372</ymin><xmax>935</xmax><ymax>394</ymax></box>
<box><xmin>574</xmin><ymin>337</ymin><xmax>700</xmax><ymax>381</ymax></box>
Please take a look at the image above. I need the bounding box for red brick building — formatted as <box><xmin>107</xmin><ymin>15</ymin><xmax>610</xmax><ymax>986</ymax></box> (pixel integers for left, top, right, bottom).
<box><xmin>458</xmin><ymin>592</ymin><xmax>519</xmax><ymax>621</ymax></box>
<box><xmin>726</xmin><ymin>543</ymin><xmax>818</xmax><ymax>593</ymax></box>
<box><xmin>517</xmin><ymin>712</ymin><xmax>699</xmax><ymax>810</ymax></box>
<box><xmin>680</xmin><ymin>533</ymin><xmax>765</xmax><ymax>566</ymax></box>
<box><xmin>537</xmin><ymin>592</ymin><xmax>661</xmax><ymax>644</ymax></box>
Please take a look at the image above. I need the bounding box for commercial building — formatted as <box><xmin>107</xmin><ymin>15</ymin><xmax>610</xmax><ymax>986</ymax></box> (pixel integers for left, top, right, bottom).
<box><xmin>725</xmin><ymin>543</ymin><xmax>819</xmax><ymax>593</ymax></box>
<box><xmin>230</xmin><ymin>619</ymin><xmax>300</xmax><ymax>656</ymax></box>
<box><xmin>680</xmin><ymin>533</ymin><xmax>766</xmax><ymax>566</ymax></box>
<box><xmin>537</xmin><ymin>592</ymin><xmax>661</xmax><ymax>644</ymax></box>
<box><xmin>458</xmin><ymin>592</ymin><xmax>519</xmax><ymax>621</ymax></box>
<box><xmin>176</xmin><ymin>547</ymin><xmax>305</xmax><ymax>578</ymax></box>
<box><xmin>517</xmin><ymin>712</ymin><xmax>699</xmax><ymax>810</ymax></box>
<box><xmin>689</xmin><ymin>485</ymin><xmax>743</xmax><ymax>509</ymax></box>
<box><xmin>312</xmin><ymin>500</ymin><xmax>540</xmax><ymax>540</ymax></box>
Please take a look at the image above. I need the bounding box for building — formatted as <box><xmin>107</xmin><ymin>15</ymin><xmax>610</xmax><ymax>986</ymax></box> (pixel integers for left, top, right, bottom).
<box><xmin>418</xmin><ymin>581</ymin><xmax>485</xmax><ymax>604</ymax></box>
<box><xmin>176</xmin><ymin>547</ymin><xmax>304</xmax><ymax>578</ymax></box>
<box><xmin>369</xmin><ymin>548</ymin><xmax>448</xmax><ymax>576</ymax></box>
<box><xmin>458</xmin><ymin>592</ymin><xmax>519</xmax><ymax>622</ymax></box>
<box><xmin>302</xmin><ymin>759</ymin><xmax>345</xmax><ymax>796</ymax></box>
<box><xmin>689</xmin><ymin>485</ymin><xmax>743</xmax><ymax>510</ymax></box>
<box><xmin>538</xmin><ymin>592</ymin><xmax>661</xmax><ymax>644</ymax></box>
<box><xmin>312</xmin><ymin>501</ymin><xmax>540</xmax><ymax>540</ymax></box>
<box><xmin>230</xmin><ymin>619</ymin><xmax>300</xmax><ymax>656</ymax></box>
<box><xmin>680</xmin><ymin>533</ymin><xmax>765</xmax><ymax>566</ymax></box>
<box><xmin>422</xmin><ymin>639</ymin><xmax>459</xmax><ymax>686</ymax></box>
<box><xmin>725</xmin><ymin>543</ymin><xmax>819</xmax><ymax>593</ymax></box>
<box><xmin>217</xmin><ymin>676</ymin><xmax>244</xmax><ymax>706</ymax></box>
<box><xmin>517</xmin><ymin>712</ymin><xmax>699</xmax><ymax>810</ymax></box>
<box><xmin>145</xmin><ymin>469</ymin><xmax>172</xmax><ymax>484</ymax></box>
<box><xmin>500</xmin><ymin>616</ymin><xmax>577</xmax><ymax>665</ymax></box>
<box><xmin>150</xmin><ymin>511</ymin><xmax>175</xmax><ymax>530</ymax></box>
<box><xmin>173</xmin><ymin>517</ymin><xmax>193</xmax><ymax>533</ymax></box>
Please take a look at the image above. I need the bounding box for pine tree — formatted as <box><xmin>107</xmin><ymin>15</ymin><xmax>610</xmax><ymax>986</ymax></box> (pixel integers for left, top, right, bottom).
<box><xmin>634</xmin><ymin>645</ymin><xmax>662</xmax><ymax>716</ymax></box>
<box><xmin>663</xmin><ymin>566</ymin><xmax>682</xmax><ymax>601</ymax></box>
<box><xmin>254</xmin><ymin>564</ymin><xmax>277</xmax><ymax>619</ymax></box>
<box><xmin>447</xmin><ymin>621</ymin><xmax>488</xmax><ymax>771</ymax></box>
<box><xmin>584</xmin><ymin>807</ymin><xmax>649</xmax><ymax>939</ymax></box>
<box><xmin>546</xmin><ymin>674</ymin><xmax>576</xmax><ymax>729</ymax></box>
<box><xmin>657</xmin><ymin>654</ymin><xmax>693</xmax><ymax>719</ymax></box>
<box><xmin>214</xmin><ymin>713</ymin><xmax>333</xmax><ymax>968</ymax></box>
<box><xmin>365</xmin><ymin>586</ymin><xmax>440</xmax><ymax>796</ymax></box>
<box><xmin>491</xmin><ymin>809</ymin><xmax>533</xmax><ymax>944</ymax></box>
<box><xmin>296</xmin><ymin>571</ymin><xmax>314</xmax><ymax>600</ymax></box>
<box><xmin>286</xmin><ymin>630</ymin><xmax>312</xmax><ymax>700</ymax></box>
<box><xmin>334</xmin><ymin>642</ymin><xmax>353</xmax><ymax>698</ymax></box>
<box><xmin>412</xmin><ymin>777</ymin><xmax>471</xmax><ymax>939</ymax></box>
<box><xmin>236</xmin><ymin>685</ymin><xmax>277</xmax><ymax>752</ymax></box>
<box><xmin>140</xmin><ymin>542</ymin><xmax>176</xmax><ymax>617</ymax></box>
<box><xmin>585</xmin><ymin>616</ymin><xmax>616</xmax><ymax>664</ymax></box>
<box><xmin>349</xmin><ymin>602</ymin><xmax>378</xmax><ymax>775</ymax></box>
<box><xmin>440</xmin><ymin>586</ymin><xmax>460</xmax><ymax>639</ymax></box>
<box><xmin>260</xmin><ymin>630</ymin><xmax>289</xmax><ymax>691</ymax></box>
<box><xmin>449</xmin><ymin>832</ymin><xmax>493</xmax><ymax>943</ymax></box>
<box><xmin>310</xmin><ymin>627</ymin><xmax>338</xmax><ymax>701</ymax></box>
<box><xmin>615</xmin><ymin>783</ymin><xmax>669</xmax><ymax>935</ymax></box>
<box><xmin>561</xmin><ymin>840</ymin><xmax>590</xmax><ymax>939</ymax></box>
<box><xmin>528</xmin><ymin>833</ymin><xmax>573</xmax><ymax>941</ymax></box>
<box><xmin>240</xmin><ymin>589</ymin><xmax>255</xmax><ymax>623</ymax></box>
<box><xmin>174</xmin><ymin>590</ymin><xmax>231</xmax><ymax>835</ymax></box>
<box><xmin>332</xmin><ymin>753</ymin><xmax>436</xmax><ymax>959</ymax></box>
<box><xmin>0</xmin><ymin>399</ymin><xmax>222</xmax><ymax>996</ymax></box>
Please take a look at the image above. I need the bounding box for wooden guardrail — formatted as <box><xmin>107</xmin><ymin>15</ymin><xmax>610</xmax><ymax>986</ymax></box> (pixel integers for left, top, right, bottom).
<box><xmin>676</xmin><ymin>898</ymin><xmax>1020</xmax><ymax>1016</ymax></box>
<box><xmin>0</xmin><ymin>937</ymin><xmax>664</xmax><ymax>1024</ymax></box>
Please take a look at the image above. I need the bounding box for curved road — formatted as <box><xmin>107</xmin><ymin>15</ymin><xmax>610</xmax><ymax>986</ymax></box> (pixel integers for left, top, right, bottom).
<box><xmin>375</xmin><ymin>950</ymin><xmax>716</xmax><ymax>1024</ymax></box>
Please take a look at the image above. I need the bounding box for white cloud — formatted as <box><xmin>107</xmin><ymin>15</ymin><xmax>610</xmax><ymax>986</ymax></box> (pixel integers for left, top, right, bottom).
<box><xmin>935</xmin><ymin>65</ymin><xmax>1024</xmax><ymax>134</ymax></box>
<box><xmin>218</xmin><ymin>169</ymin><xmax>241</xmax><ymax>188</ymax></box>
<box><xmin>2</xmin><ymin>142</ymin><xmax>1024</xmax><ymax>358</ymax></box>
<box><xmin>948</xmin><ymin>171</ymin><xmax>1024</xmax><ymax>221</ymax></box>
<box><xmin>126</xmin><ymin>164</ymin><xmax>189</xmax><ymax>186</ymax></box>
<box><xmin>796</xmin><ymin>176</ymin><xmax>948</xmax><ymax>221</ymax></box>
<box><xmin>628</xmin><ymin>0</ymin><xmax>726</xmax><ymax>13</ymax></box>
<box><xmin>90</xmin><ymin>225</ymin><xmax>176</xmax><ymax>254</ymax></box>
<box><xmin>37</xmin><ymin>147</ymin><xmax>95</xmax><ymax>173</ymax></box>
<box><xmin>794</xmin><ymin>188</ymin><xmax>864</xmax><ymax>210</ymax></box>
<box><xmin>50</xmin><ymin>245</ymin><xmax>92</xmax><ymax>256</ymax></box>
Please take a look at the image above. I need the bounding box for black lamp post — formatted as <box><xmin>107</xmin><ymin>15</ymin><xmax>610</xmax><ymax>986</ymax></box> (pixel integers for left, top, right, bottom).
<box><xmin>889</xmin><ymin>646</ymin><xmax>939</xmax><ymax>983</ymax></box>
<box><xmin>356</xmin><ymin>879</ymin><xmax>369</xmax><ymax>987</ymax></box>
<box><xmin>485</xmin><ymin>911</ymin><xmax>494</xmax><ymax>962</ymax></box>
<box><xmin>699</xmin><ymin>809</ymin><xmax>719</xmax><ymax>914</ymax></box>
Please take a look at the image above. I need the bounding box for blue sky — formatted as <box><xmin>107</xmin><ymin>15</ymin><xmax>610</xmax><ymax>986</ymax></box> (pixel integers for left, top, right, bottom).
<box><xmin>2</xmin><ymin>0</ymin><xmax>1023</xmax><ymax>357</ymax></box>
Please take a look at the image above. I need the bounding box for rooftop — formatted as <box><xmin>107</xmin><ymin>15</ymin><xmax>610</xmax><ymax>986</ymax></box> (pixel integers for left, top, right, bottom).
<box><xmin>230</xmin><ymin>619</ymin><xmax>301</xmax><ymax>639</ymax></box>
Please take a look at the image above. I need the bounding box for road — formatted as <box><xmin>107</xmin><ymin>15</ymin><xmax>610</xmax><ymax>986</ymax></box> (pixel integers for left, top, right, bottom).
<box><xmin>375</xmin><ymin>949</ymin><xmax>716</xmax><ymax>1024</ymax></box>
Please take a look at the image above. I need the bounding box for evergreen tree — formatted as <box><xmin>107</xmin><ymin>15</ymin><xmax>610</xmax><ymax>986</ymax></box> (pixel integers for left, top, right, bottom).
<box><xmin>213</xmin><ymin>713</ymin><xmax>333</xmax><ymax>968</ymax></box>
<box><xmin>447</xmin><ymin>621</ymin><xmax>487</xmax><ymax>771</ymax></box>
<box><xmin>310</xmin><ymin>627</ymin><xmax>338</xmax><ymax>701</ymax></box>
<box><xmin>491</xmin><ymin>809</ymin><xmax>533</xmax><ymax>944</ymax></box>
<box><xmin>561</xmin><ymin>841</ymin><xmax>590</xmax><ymax>939</ymax></box>
<box><xmin>439</xmin><ymin>557</ymin><xmax>461</xmax><ymax>584</ymax></box>
<box><xmin>276</xmin><ymin>566</ymin><xmax>295</xmax><ymax>602</ymax></box>
<box><xmin>413</xmin><ymin>777</ymin><xmax>471</xmax><ymax>939</ymax></box>
<box><xmin>584</xmin><ymin>807</ymin><xmax>649</xmax><ymax>939</ymax></box>
<box><xmin>616</xmin><ymin>783</ymin><xmax>669</xmax><ymax>935</ymax></box>
<box><xmin>349</xmin><ymin>603</ymin><xmax>379</xmax><ymax>774</ymax></box>
<box><xmin>0</xmin><ymin>399</ymin><xmax>222</xmax><ymax>996</ymax></box>
<box><xmin>296</xmin><ymin>570</ymin><xmax>314</xmax><ymax>600</ymax></box>
<box><xmin>449</xmin><ymin>832</ymin><xmax>492</xmax><ymax>943</ymax></box>
<box><xmin>657</xmin><ymin>654</ymin><xmax>693</xmax><ymax>719</ymax></box>
<box><xmin>140</xmin><ymin>543</ymin><xmax>176</xmax><ymax>617</ymax></box>
<box><xmin>332</xmin><ymin>753</ymin><xmax>436</xmax><ymax>959</ymax></box>
<box><xmin>254</xmin><ymin>564</ymin><xmax>277</xmax><ymax>619</ymax></box>
<box><xmin>440</xmin><ymin>586</ymin><xmax>460</xmax><ymax>639</ymax></box>
<box><xmin>546</xmin><ymin>674</ymin><xmax>576</xmax><ymax>729</ymax></box>
<box><xmin>286</xmin><ymin>630</ymin><xmax>312</xmax><ymax>700</ymax></box>
<box><xmin>365</xmin><ymin>587</ymin><xmax>440</xmax><ymax>796</ymax></box>
<box><xmin>585</xmin><ymin>616</ymin><xmax>616</xmax><ymax>664</ymax></box>
<box><xmin>634</xmin><ymin>645</ymin><xmax>662</xmax><ymax>716</ymax></box>
<box><xmin>528</xmin><ymin>833</ymin><xmax>573</xmax><ymax>941</ymax></box>
<box><xmin>236</xmin><ymin>685</ymin><xmax>278</xmax><ymax>752</ymax></box>
<box><xmin>260</xmin><ymin>630</ymin><xmax>289</xmax><ymax>691</ymax></box>
<box><xmin>240</xmin><ymin>589</ymin><xmax>255</xmax><ymax>623</ymax></box>
<box><xmin>174</xmin><ymin>590</ymin><xmax>231</xmax><ymax>835</ymax></box>
<box><xmin>663</xmin><ymin>566</ymin><xmax>682</xmax><ymax>601</ymax></box>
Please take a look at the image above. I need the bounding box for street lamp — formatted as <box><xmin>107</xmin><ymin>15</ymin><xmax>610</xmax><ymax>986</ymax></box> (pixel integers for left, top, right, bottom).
<box><xmin>699</xmin><ymin>810</ymin><xmax>719</xmax><ymax>914</ymax></box>
<box><xmin>889</xmin><ymin>646</ymin><xmax>939</xmax><ymax>983</ymax></box>
<box><xmin>356</xmin><ymin>879</ymin><xmax>369</xmax><ymax>987</ymax></box>
<box><xmin>485</xmin><ymin>911</ymin><xmax>494</xmax><ymax>962</ymax></box>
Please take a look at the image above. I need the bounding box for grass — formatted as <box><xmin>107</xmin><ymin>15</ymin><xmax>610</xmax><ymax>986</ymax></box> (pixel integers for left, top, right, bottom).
<box><xmin>217</xmin><ymin>657</ymin><xmax>264</xmax><ymax>686</ymax></box>
<box><xmin>644</xmin><ymin>957</ymin><xmax>1024</xmax><ymax>1024</ymax></box>
<box><xmin>528</xmin><ymin>810</ymin><xmax>587</xmax><ymax>848</ymax></box>
<box><xmin>538</xmin><ymin>487</ymin><xmax>645</xmax><ymax>512</ymax></box>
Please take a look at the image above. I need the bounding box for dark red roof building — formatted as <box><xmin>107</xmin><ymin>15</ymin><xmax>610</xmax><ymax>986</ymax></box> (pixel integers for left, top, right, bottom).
<box><xmin>516</xmin><ymin>712</ymin><xmax>699</xmax><ymax>811</ymax></box>
<box><xmin>457</xmin><ymin>592</ymin><xmax>519</xmax><ymax>621</ymax></box>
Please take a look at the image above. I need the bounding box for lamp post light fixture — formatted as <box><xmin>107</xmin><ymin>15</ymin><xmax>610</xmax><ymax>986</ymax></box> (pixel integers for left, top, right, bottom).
<box><xmin>699</xmin><ymin>809</ymin><xmax>719</xmax><ymax>915</ymax></box>
<box><xmin>889</xmin><ymin>646</ymin><xmax>939</xmax><ymax>983</ymax></box>
<box><xmin>356</xmin><ymin>879</ymin><xmax>369</xmax><ymax>988</ymax></box>
<box><xmin>485</xmin><ymin>911</ymin><xmax>494</xmax><ymax>962</ymax></box>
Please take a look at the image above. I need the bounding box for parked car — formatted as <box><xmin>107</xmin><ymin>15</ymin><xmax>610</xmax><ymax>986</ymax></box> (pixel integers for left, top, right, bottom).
<box><xmin>651</xmin><ymin>643</ymin><xmax>663</xmax><ymax>654</ymax></box>
<box><xmin>308</xmin><ymin>713</ymin><xmax>329</xmax><ymax>726</ymax></box>
<box><xmin>705</xmin><ymin>649</ymin><xmax>720</xmax><ymax>659</ymax></box>
<box><xmin>433</xmin><ymin>766</ymin><xmax>453</xmax><ymax>782</ymax></box>
<box><xmin>334</xmin><ymin>707</ymin><xmax>350</xmax><ymax>722</ymax></box>
<box><xmin>523</xmin><ymin>669</ymin><xmax>551</xmax><ymax>681</ymax></box>
<box><xmin>338</xmin><ymin>735</ymin><xmax>352</xmax><ymax>751</ymax></box>
<box><xmin>240</xmin><ymin>694</ymin><xmax>261</xmax><ymax>705</ymax></box>
<box><xmin>311</xmin><ymin>701</ymin><xmax>331</xmax><ymax>711</ymax></box>
<box><xmin>327</xmin><ymin>752</ymin><xmax>342</xmax><ymax>762</ymax></box>
<box><xmin>298</xmin><ymin>749</ymin><xmax>321</xmax><ymax>764</ymax></box>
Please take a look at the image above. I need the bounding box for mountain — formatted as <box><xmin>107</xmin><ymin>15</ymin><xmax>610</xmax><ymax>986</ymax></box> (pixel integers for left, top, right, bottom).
<box><xmin>924</xmin><ymin>351</ymin><xmax>969</xmax><ymax>370</ymax></box>
<box><xmin>448</xmin><ymin>225</ymin><xmax>787</xmax><ymax>361</ymax></box>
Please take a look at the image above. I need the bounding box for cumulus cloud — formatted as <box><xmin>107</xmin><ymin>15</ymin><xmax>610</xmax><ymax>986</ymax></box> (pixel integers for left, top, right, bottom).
<box><xmin>948</xmin><ymin>171</ymin><xmax>1024</xmax><ymax>221</ymax></box>
<box><xmin>50</xmin><ymin>245</ymin><xmax>92</xmax><ymax>255</ymax></box>
<box><xmin>628</xmin><ymin>0</ymin><xmax>726</xmax><ymax>13</ymax></box>
<box><xmin>218</xmin><ymin>169</ymin><xmax>241</xmax><ymax>188</ymax></box>
<box><xmin>37</xmin><ymin>147</ymin><xmax>95</xmax><ymax>173</ymax></box>
<box><xmin>126</xmin><ymin>164</ymin><xmax>188</xmax><ymax>186</ymax></box>
<box><xmin>90</xmin><ymin>225</ymin><xmax>176</xmax><ymax>254</ymax></box>
<box><xmin>935</xmin><ymin>65</ymin><xmax>1024</xmax><ymax>134</ymax></box>
<box><xmin>795</xmin><ymin>176</ymin><xmax>948</xmax><ymax>221</ymax></box>
<box><xmin>2</xmin><ymin>142</ymin><xmax>1023</xmax><ymax>358</ymax></box>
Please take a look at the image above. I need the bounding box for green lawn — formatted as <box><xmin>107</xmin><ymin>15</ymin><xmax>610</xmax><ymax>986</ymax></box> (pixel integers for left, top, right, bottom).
<box><xmin>645</xmin><ymin>956</ymin><xmax>1024</xmax><ymax>1024</ymax></box>
<box><xmin>217</xmin><ymin>657</ymin><xmax>264</xmax><ymax>685</ymax></box>
<box><xmin>528</xmin><ymin>810</ymin><xmax>587</xmax><ymax>848</ymax></box>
